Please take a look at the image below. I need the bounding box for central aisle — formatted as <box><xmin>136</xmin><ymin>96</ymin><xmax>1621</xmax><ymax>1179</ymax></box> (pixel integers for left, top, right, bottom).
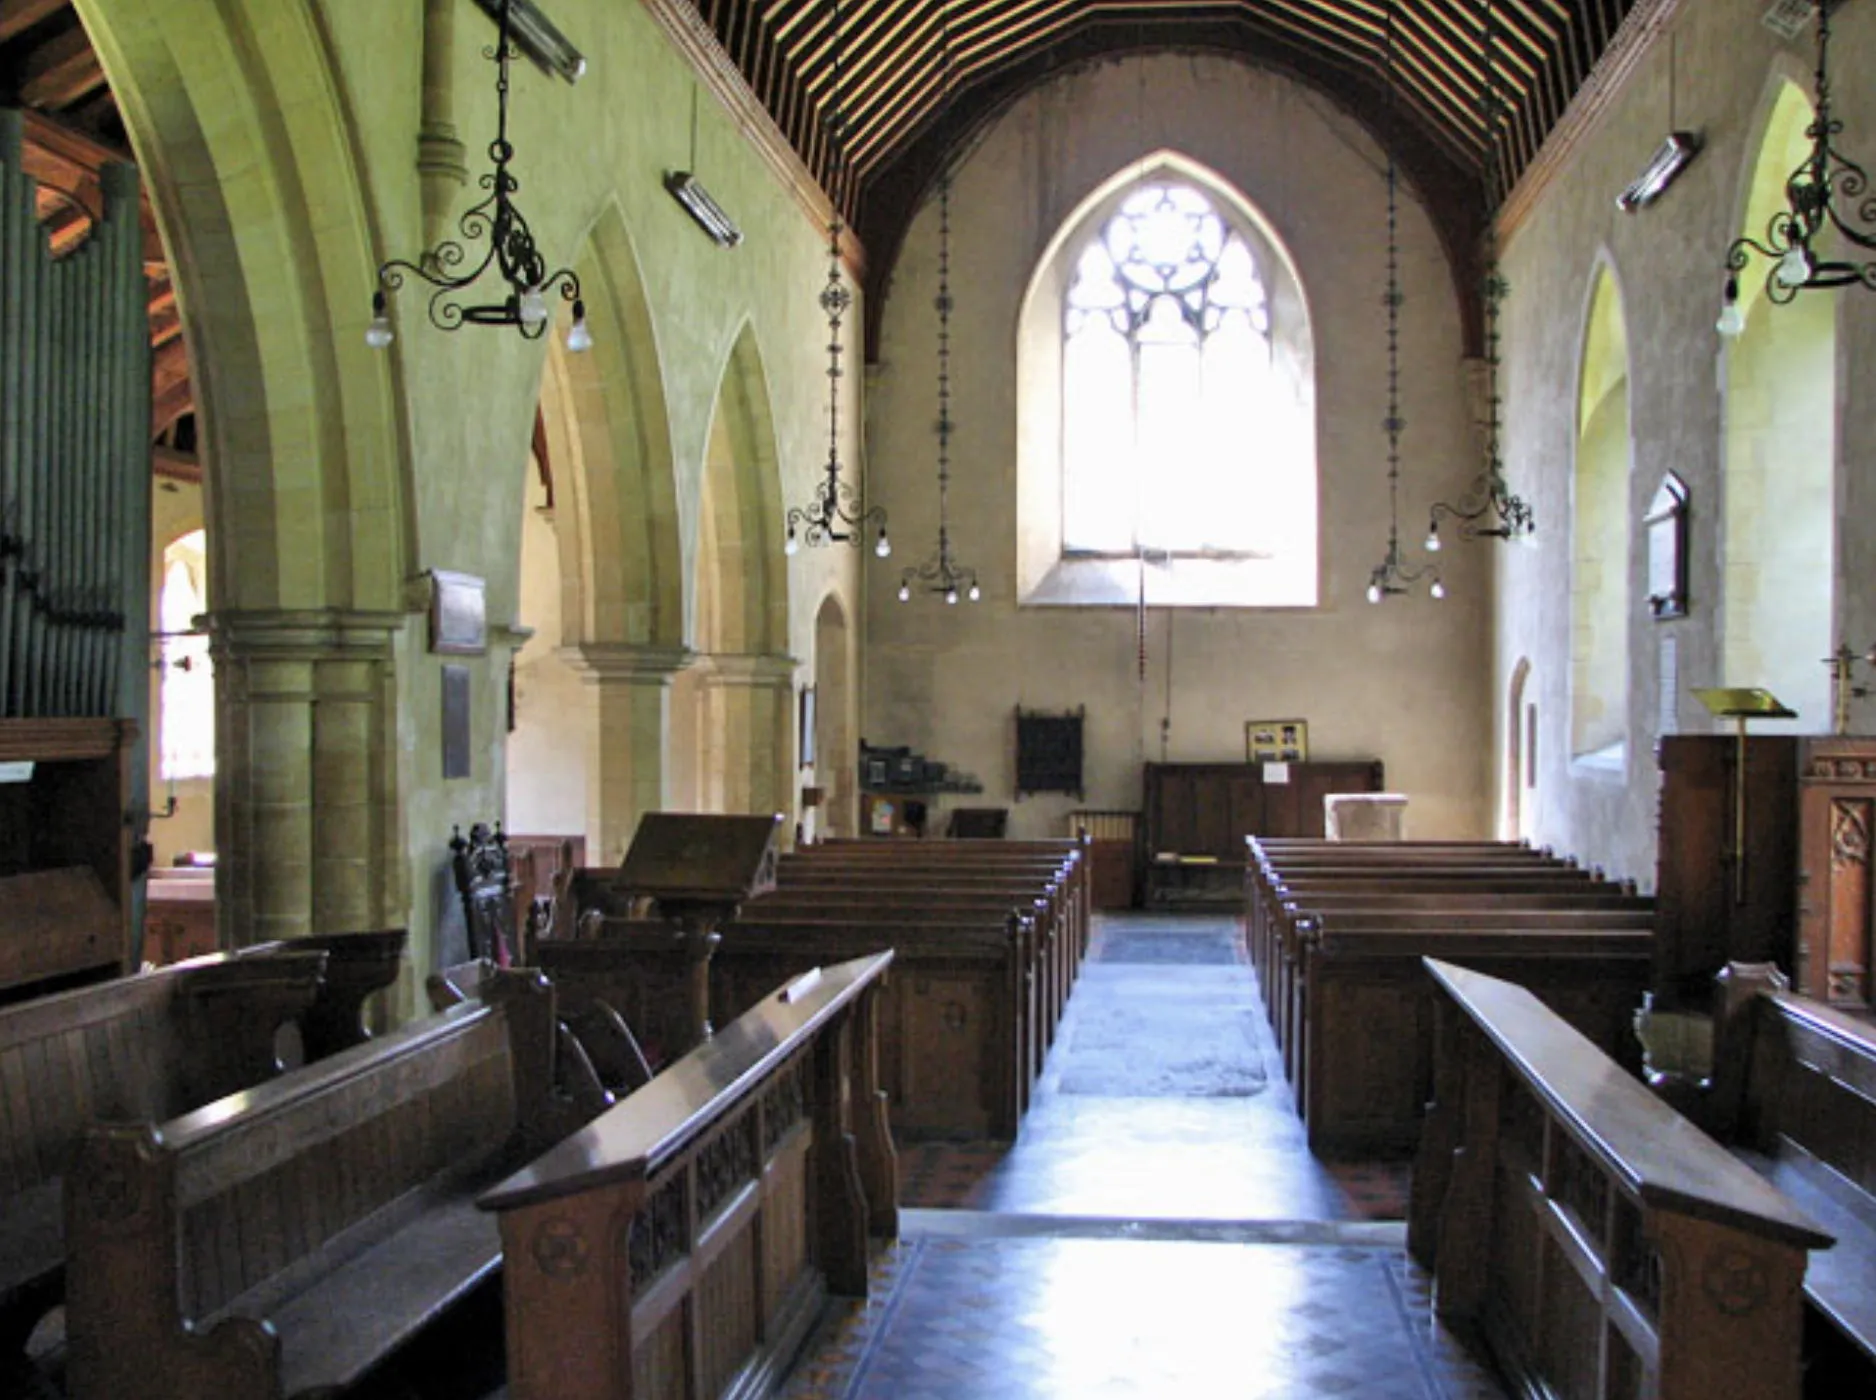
<box><xmin>781</xmin><ymin>913</ymin><xmax>1506</xmax><ymax>1399</ymax></box>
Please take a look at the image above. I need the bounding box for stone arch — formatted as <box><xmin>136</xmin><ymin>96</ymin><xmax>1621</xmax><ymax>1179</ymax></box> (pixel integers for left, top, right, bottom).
<box><xmin>539</xmin><ymin>204</ymin><xmax>683</xmax><ymax>651</ymax></box>
<box><xmin>77</xmin><ymin>0</ymin><xmax>406</xmax><ymax>614</ymax></box>
<box><xmin>812</xmin><ymin>591</ymin><xmax>854</xmax><ymax>839</ymax></box>
<box><xmin>1570</xmin><ymin>259</ymin><xmax>1632</xmax><ymax>767</ymax></box>
<box><xmin>78</xmin><ymin>0</ymin><xmax>411</xmax><ymax>954</ymax></box>
<box><xmin>680</xmin><ymin>324</ymin><xmax>793</xmax><ymax>816</ymax></box>
<box><xmin>533</xmin><ymin>204</ymin><xmax>687</xmax><ymax>858</ymax></box>
<box><xmin>1720</xmin><ymin>75</ymin><xmax>1836</xmax><ymax>729</ymax></box>
<box><xmin>696</xmin><ymin>324</ymin><xmax>789</xmax><ymax>656</ymax></box>
<box><xmin>504</xmin><ymin>428</ymin><xmax>585</xmax><ymax>837</ymax></box>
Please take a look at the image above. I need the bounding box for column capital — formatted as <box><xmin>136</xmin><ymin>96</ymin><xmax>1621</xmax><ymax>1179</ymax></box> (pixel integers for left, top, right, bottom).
<box><xmin>562</xmin><ymin>643</ymin><xmax>696</xmax><ymax>683</ymax></box>
<box><xmin>692</xmin><ymin>651</ymin><xmax>799</xmax><ymax>689</ymax></box>
<box><xmin>208</xmin><ymin>608</ymin><xmax>403</xmax><ymax>663</ymax></box>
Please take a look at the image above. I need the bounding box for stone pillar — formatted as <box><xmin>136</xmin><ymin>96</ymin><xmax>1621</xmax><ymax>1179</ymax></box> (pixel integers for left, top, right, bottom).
<box><xmin>564</xmin><ymin>644</ymin><xmax>693</xmax><ymax>863</ymax></box>
<box><xmin>694</xmin><ymin>653</ymin><xmax>797</xmax><ymax>817</ymax></box>
<box><xmin>211</xmin><ymin>610</ymin><xmax>403</xmax><ymax>948</ymax></box>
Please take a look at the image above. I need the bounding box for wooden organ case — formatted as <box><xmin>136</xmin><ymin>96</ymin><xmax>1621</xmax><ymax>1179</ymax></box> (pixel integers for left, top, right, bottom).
<box><xmin>0</xmin><ymin>719</ymin><xmax>136</xmax><ymax>995</ymax></box>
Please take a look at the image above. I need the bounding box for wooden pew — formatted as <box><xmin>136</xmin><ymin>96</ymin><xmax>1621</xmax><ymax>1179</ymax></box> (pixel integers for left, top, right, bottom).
<box><xmin>1409</xmin><ymin>959</ymin><xmax>1831</xmax><ymax>1400</ymax></box>
<box><xmin>63</xmin><ymin>969</ymin><xmax>582</xmax><ymax>1400</ymax></box>
<box><xmin>797</xmin><ymin>835</ymin><xmax>1092</xmax><ymax>958</ymax></box>
<box><xmin>1254</xmin><ymin>877</ymin><xmax>1645</xmax><ymax>1040</ymax></box>
<box><xmin>1704</xmin><ymin>973</ymin><xmax>1876</xmax><ymax>1388</ymax></box>
<box><xmin>1243</xmin><ymin>837</ymin><xmax>1579</xmax><ymax>979</ymax></box>
<box><xmin>1290</xmin><ymin>922</ymin><xmax>1652</xmax><ymax>1155</ymax></box>
<box><xmin>776</xmin><ymin>854</ymin><xmax>1085</xmax><ymax>1027</ymax></box>
<box><xmin>1243</xmin><ymin>837</ymin><xmax>1656</xmax><ymax>1156</ymax></box>
<box><xmin>761</xmin><ymin>871</ymin><xmax>1073</xmax><ymax>1049</ymax></box>
<box><xmin>0</xmin><ymin>949</ymin><xmax>331</xmax><ymax>1361</ymax></box>
<box><xmin>743</xmin><ymin>891</ymin><xmax>1055</xmax><ymax>1079</ymax></box>
<box><xmin>1262</xmin><ymin>892</ymin><xmax>1651</xmax><ymax>1050</ymax></box>
<box><xmin>544</xmin><ymin>910</ymin><xmax>1033</xmax><ymax>1140</ymax></box>
<box><xmin>480</xmin><ymin>953</ymin><xmax>897</xmax><ymax>1400</ymax></box>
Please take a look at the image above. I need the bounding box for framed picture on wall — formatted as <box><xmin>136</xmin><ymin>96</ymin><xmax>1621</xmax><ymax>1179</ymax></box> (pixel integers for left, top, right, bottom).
<box><xmin>798</xmin><ymin>686</ymin><xmax>816</xmax><ymax>768</ymax></box>
<box><xmin>1247</xmin><ymin>718</ymin><xmax>1308</xmax><ymax>763</ymax></box>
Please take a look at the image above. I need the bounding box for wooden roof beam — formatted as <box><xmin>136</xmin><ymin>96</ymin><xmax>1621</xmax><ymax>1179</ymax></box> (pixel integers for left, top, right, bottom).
<box><xmin>0</xmin><ymin>0</ymin><xmax>69</xmax><ymax>46</ymax></box>
<box><xmin>19</xmin><ymin>21</ymin><xmax>106</xmax><ymax>109</ymax></box>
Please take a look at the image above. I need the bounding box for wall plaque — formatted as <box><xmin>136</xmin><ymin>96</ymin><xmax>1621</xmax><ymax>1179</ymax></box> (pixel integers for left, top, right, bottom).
<box><xmin>442</xmin><ymin>664</ymin><xmax>472</xmax><ymax>779</ymax></box>
<box><xmin>430</xmin><ymin>569</ymin><xmax>488</xmax><ymax>654</ymax></box>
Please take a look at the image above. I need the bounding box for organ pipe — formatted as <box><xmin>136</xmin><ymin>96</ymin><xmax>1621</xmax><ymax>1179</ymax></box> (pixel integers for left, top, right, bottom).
<box><xmin>0</xmin><ymin>109</ymin><xmax>150</xmax><ymax>722</ymax></box>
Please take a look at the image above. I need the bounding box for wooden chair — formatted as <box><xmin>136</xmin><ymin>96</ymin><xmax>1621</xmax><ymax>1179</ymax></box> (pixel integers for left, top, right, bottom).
<box><xmin>450</xmin><ymin>822</ymin><xmax>515</xmax><ymax>967</ymax></box>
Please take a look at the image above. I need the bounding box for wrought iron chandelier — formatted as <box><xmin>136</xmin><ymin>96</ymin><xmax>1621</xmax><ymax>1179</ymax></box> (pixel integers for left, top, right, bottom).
<box><xmin>1718</xmin><ymin>0</ymin><xmax>1876</xmax><ymax>337</ymax></box>
<box><xmin>784</xmin><ymin>0</ymin><xmax>888</xmax><ymax>557</ymax></box>
<box><xmin>898</xmin><ymin>13</ymin><xmax>977</xmax><ymax>604</ymax></box>
<box><xmin>1368</xmin><ymin>3</ymin><xmax>1442</xmax><ymax>604</ymax></box>
<box><xmin>1426</xmin><ymin>0</ymin><xmax>1534</xmax><ymax>550</ymax></box>
<box><xmin>367</xmin><ymin>0</ymin><xmax>588</xmax><ymax>350</ymax></box>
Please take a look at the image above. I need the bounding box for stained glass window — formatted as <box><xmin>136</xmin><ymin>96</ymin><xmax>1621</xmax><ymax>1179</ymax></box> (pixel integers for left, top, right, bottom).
<box><xmin>1061</xmin><ymin>183</ymin><xmax>1310</xmax><ymax>569</ymax></box>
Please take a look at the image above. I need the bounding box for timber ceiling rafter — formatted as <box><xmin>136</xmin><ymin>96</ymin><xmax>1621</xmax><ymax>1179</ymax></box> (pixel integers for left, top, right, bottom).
<box><xmin>1</xmin><ymin>0</ymin><xmax>189</xmax><ymax>448</ymax></box>
<box><xmin>682</xmin><ymin>0</ymin><xmax>1659</xmax><ymax>355</ymax></box>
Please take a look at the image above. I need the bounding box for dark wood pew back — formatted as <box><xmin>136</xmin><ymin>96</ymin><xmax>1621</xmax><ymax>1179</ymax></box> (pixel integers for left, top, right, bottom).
<box><xmin>544</xmin><ymin>913</ymin><xmax>1032</xmax><ymax>1140</ymax></box>
<box><xmin>1291</xmin><ymin>924</ymin><xmax>1652</xmax><ymax>1156</ymax></box>
<box><xmin>0</xmin><ymin>950</ymin><xmax>330</xmax><ymax>1350</ymax></box>
<box><xmin>1726</xmin><ymin>987</ymin><xmax>1876</xmax><ymax>1380</ymax></box>
<box><xmin>479</xmin><ymin>954</ymin><xmax>897</xmax><ymax>1400</ymax></box>
<box><xmin>1410</xmin><ymin>959</ymin><xmax>1829</xmax><ymax>1400</ymax></box>
<box><xmin>64</xmin><ymin>971</ymin><xmax>572</xmax><ymax>1400</ymax></box>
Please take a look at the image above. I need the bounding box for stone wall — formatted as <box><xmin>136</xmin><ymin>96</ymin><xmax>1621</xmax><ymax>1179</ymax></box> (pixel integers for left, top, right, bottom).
<box><xmin>863</xmin><ymin>53</ymin><xmax>1494</xmax><ymax>839</ymax></box>
<box><xmin>1493</xmin><ymin>0</ymin><xmax>1876</xmax><ymax>886</ymax></box>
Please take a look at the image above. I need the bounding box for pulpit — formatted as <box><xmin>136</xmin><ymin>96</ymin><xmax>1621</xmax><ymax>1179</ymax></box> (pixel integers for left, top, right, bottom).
<box><xmin>618</xmin><ymin>812</ymin><xmax>783</xmax><ymax>1049</ymax></box>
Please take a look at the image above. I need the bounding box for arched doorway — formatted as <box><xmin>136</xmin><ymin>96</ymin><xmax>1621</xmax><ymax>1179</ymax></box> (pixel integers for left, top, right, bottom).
<box><xmin>1721</xmin><ymin>80</ymin><xmax>1836</xmax><ymax>729</ymax></box>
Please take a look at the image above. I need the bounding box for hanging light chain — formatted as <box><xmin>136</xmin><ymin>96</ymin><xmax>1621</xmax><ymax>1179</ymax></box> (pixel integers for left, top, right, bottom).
<box><xmin>1424</xmin><ymin>0</ymin><xmax>1533</xmax><ymax>551</ymax></box>
<box><xmin>900</xmin><ymin>3</ymin><xmax>978</xmax><ymax>604</ymax></box>
<box><xmin>786</xmin><ymin>0</ymin><xmax>889</xmax><ymax>556</ymax></box>
<box><xmin>1369</xmin><ymin>0</ymin><xmax>1440</xmax><ymax>603</ymax></box>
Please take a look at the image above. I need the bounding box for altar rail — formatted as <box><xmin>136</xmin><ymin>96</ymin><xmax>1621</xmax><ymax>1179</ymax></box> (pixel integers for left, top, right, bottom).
<box><xmin>1409</xmin><ymin>959</ymin><xmax>1832</xmax><ymax>1400</ymax></box>
<box><xmin>480</xmin><ymin>952</ymin><xmax>897</xmax><ymax>1400</ymax></box>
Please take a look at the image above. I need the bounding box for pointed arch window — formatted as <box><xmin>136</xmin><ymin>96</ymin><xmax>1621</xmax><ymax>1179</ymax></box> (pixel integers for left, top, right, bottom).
<box><xmin>158</xmin><ymin>530</ymin><xmax>214</xmax><ymax>781</ymax></box>
<box><xmin>1063</xmin><ymin>184</ymin><xmax>1287</xmax><ymax>556</ymax></box>
<box><xmin>1019</xmin><ymin>162</ymin><xmax>1317</xmax><ymax>607</ymax></box>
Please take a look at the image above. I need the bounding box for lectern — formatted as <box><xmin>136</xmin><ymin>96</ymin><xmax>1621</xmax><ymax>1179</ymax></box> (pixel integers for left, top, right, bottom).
<box><xmin>618</xmin><ymin>812</ymin><xmax>782</xmax><ymax>1049</ymax></box>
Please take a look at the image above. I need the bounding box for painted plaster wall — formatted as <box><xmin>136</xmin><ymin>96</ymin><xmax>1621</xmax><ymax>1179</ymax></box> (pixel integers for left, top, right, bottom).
<box><xmin>506</xmin><ymin>462</ymin><xmax>585</xmax><ymax>835</ymax></box>
<box><xmin>331</xmin><ymin>0</ymin><xmax>859</xmax><ymax>979</ymax></box>
<box><xmin>865</xmin><ymin>53</ymin><xmax>1493</xmax><ymax>839</ymax></box>
<box><xmin>88</xmin><ymin>0</ymin><xmax>862</xmax><ymax>1002</ymax></box>
<box><xmin>1494</xmin><ymin>0</ymin><xmax>1876</xmax><ymax>887</ymax></box>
